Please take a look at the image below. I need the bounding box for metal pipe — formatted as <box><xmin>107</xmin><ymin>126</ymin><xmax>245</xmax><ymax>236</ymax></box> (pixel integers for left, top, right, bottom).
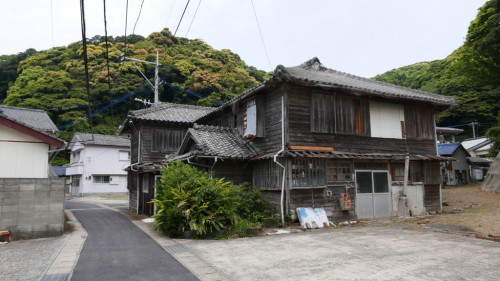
<box><xmin>274</xmin><ymin>96</ymin><xmax>286</xmax><ymax>226</ymax></box>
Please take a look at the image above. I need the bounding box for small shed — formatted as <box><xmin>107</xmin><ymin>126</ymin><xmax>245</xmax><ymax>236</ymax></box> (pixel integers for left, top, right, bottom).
<box><xmin>438</xmin><ymin>143</ymin><xmax>471</xmax><ymax>186</ymax></box>
<box><xmin>467</xmin><ymin>157</ymin><xmax>492</xmax><ymax>181</ymax></box>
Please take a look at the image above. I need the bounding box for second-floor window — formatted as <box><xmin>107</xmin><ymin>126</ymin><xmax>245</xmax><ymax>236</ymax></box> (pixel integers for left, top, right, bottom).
<box><xmin>311</xmin><ymin>92</ymin><xmax>370</xmax><ymax>135</ymax></box>
<box><xmin>72</xmin><ymin>151</ymin><xmax>80</xmax><ymax>163</ymax></box>
<box><xmin>119</xmin><ymin>151</ymin><xmax>130</xmax><ymax>161</ymax></box>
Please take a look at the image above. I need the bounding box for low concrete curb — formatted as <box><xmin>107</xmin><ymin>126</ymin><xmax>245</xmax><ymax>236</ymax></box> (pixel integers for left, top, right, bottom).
<box><xmin>39</xmin><ymin>210</ymin><xmax>87</xmax><ymax>281</ymax></box>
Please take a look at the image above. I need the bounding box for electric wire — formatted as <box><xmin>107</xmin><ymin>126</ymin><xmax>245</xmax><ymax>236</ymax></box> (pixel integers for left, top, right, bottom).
<box><xmin>185</xmin><ymin>0</ymin><xmax>201</xmax><ymax>37</ymax></box>
<box><xmin>166</xmin><ymin>0</ymin><xmax>176</xmax><ymax>28</ymax></box>
<box><xmin>174</xmin><ymin>0</ymin><xmax>191</xmax><ymax>36</ymax></box>
<box><xmin>103</xmin><ymin>0</ymin><xmax>114</xmax><ymax>127</ymax></box>
<box><xmin>132</xmin><ymin>0</ymin><xmax>145</xmax><ymax>36</ymax></box>
<box><xmin>80</xmin><ymin>0</ymin><xmax>94</xmax><ymax>138</ymax></box>
<box><xmin>250</xmin><ymin>0</ymin><xmax>272</xmax><ymax>70</ymax></box>
<box><xmin>50</xmin><ymin>0</ymin><xmax>54</xmax><ymax>47</ymax></box>
<box><xmin>124</xmin><ymin>0</ymin><xmax>129</xmax><ymax>55</ymax></box>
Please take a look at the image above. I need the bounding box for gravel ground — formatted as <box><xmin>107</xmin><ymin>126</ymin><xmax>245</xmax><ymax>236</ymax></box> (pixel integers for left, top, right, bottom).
<box><xmin>428</xmin><ymin>183</ymin><xmax>500</xmax><ymax>236</ymax></box>
<box><xmin>176</xmin><ymin>226</ymin><xmax>500</xmax><ymax>281</ymax></box>
<box><xmin>0</xmin><ymin>235</ymin><xmax>68</xmax><ymax>281</ymax></box>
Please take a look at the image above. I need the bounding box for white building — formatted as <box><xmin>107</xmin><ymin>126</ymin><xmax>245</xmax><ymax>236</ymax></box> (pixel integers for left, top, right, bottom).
<box><xmin>462</xmin><ymin>137</ymin><xmax>491</xmax><ymax>158</ymax></box>
<box><xmin>66</xmin><ymin>133</ymin><xmax>130</xmax><ymax>195</ymax></box>
<box><xmin>0</xmin><ymin>105</ymin><xmax>66</xmax><ymax>178</ymax></box>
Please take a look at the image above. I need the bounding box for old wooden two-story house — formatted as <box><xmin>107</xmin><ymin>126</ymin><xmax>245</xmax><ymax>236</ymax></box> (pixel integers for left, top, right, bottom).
<box><xmin>118</xmin><ymin>103</ymin><xmax>213</xmax><ymax>215</ymax></box>
<box><xmin>122</xmin><ymin>57</ymin><xmax>459</xmax><ymax>220</ymax></box>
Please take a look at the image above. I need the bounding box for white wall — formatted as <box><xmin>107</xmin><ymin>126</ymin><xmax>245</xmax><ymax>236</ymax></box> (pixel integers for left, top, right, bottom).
<box><xmin>392</xmin><ymin>184</ymin><xmax>425</xmax><ymax>216</ymax></box>
<box><xmin>0</xmin><ymin>124</ymin><xmax>49</xmax><ymax>178</ymax></box>
<box><xmin>77</xmin><ymin>144</ymin><xmax>129</xmax><ymax>194</ymax></box>
<box><xmin>370</xmin><ymin>101</ymin><xmax>405</xmax><ymax>139</ymax></box>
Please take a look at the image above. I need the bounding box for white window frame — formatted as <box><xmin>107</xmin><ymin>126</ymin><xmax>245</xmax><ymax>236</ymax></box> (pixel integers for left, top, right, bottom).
<box><xmin>93</xmin><ymin>175</ymin><xmax>110</xmax><ymax>184</ymax></box>
<box><xmin>119</xmin><ymin>150</ymin><xmax>131</xmax><ymax>161</ymax></box>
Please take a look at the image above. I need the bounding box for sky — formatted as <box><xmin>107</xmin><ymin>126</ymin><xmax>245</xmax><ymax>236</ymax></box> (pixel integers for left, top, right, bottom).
<box><xmin>0</xmin><ymin>0</ymin><xmax>488</xmax><ymax>78</ymax></box>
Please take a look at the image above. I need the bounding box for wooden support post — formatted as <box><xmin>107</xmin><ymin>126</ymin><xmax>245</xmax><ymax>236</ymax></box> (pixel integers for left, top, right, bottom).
<box><xmin>403</xmin><ymin>154</ymin><xmax>410</xmax><ymax>197</ymax></box>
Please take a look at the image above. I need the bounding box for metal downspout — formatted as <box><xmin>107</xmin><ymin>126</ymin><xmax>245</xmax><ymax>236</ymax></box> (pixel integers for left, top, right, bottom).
<box><xmin>274</xmin><ymin>96</ymin><xmax>286</xmax><ymax>226</ymax></box>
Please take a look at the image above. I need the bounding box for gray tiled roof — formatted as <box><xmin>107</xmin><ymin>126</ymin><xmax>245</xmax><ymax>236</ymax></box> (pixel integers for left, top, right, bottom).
<box><xmin>128</xmin><ymin>102</ymin><xmax>214</xmax><ymax>123</ymax></box>
<box><xmin>280</xmin><ymin>57</ymin><xmax>458</xmax><ymax>106</ymax></box>
<box><xmin>168</xmin><ymin>124</ymin><xmax>258</xmax><ymax>160</ymax></box>
<box><xmin>0</xmin><ymin>105</ymin><xmax>58</xmax><ymax>133</ymax></box>
<box><xmin>195</xmin><ymin>57</ymin><xmax>459</xmax><ymax>122</ymax></box>
<box><xmin>74</xmin><ymin>133</ymin><xmax>130</xmax><ymax>147</ymax></box>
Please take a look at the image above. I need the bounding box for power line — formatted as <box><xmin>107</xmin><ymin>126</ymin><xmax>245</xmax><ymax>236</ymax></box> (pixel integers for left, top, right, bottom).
<box><xmin>186</xmin><ymin>0</ymin><xmax>202</xmax><ymax>37</ymax></box>
<box><xmin>123</xmin><ymin>0</ymin><xmax>129</xmax><ymax>55</ymax></box>
<box><xmin>80</xmin><ymin>0</ymin><xmax>94</xmax><ymax>137</ymax></box>
<box><xmin>103</xmin><ymin>0</ymin><xmax>113</xmax><ymax>127</ymax></box>
<box><xmin>132</xmin><ymin>0</ymin><xmax>145</xmax><ymax>35</ymax></box>
<box><xmin>174</xmin><ymin>0</ymin><xmax>191</xmax><ymax>36</ymax></box>
<box><xmin>166</xmin><ymin>0</ymin><xmax>176</xmax><ymax>28</ymax></box>
<box><xmin>50</xmin><ymin>0</ymin><xmax>54</xmax><ymax>47</ymax></box>
<box><xmin>250</xmin><ymin>0</ymin><xmax>272</xmax><ymax>71</ymax></box>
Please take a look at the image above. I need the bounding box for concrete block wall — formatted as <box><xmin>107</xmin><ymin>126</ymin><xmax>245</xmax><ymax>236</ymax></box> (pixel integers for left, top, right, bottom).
<box><xmin>0</xmin><ymin>178</ymin><xmax>65</xmax><ymax>240</ymax></box>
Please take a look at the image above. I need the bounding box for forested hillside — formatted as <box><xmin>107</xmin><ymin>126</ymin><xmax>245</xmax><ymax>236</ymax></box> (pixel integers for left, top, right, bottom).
<box><xmin>0</xmin><ymin>28</ymin><xmax>270</xmax><ymax>142</ymax></box>
<box><xmin>373</xmin><ymin>0</ymin><xmax>500</xmax><ymax>155</ymax></box>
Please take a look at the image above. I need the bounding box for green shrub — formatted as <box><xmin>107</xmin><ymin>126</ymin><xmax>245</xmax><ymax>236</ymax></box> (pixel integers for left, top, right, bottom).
<box><xmin>152</xmin><ymin>161</ymin><xmax>240</xmax><ymax>237</ymax></box>
<box><xmin>151</xmin><ymin>161</ymin><xmax>275</xmax><ymax>238</ymax></box>
<box><xmin>234</xmin><ymin>183</ymin><xmax>275</xmax><ymax>223</ymax></box>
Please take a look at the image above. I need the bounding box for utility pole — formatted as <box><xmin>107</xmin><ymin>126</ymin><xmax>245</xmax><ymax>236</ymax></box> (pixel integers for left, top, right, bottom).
<box><xmin>120</xmin><ymin>50</ymin><xmax>161</xmax><ymax>106</ymax></box>
<box><xmin>471</xmin><ymin>122</ymin><xmax>478</xmax><ymax>138</ymax></box>
<box><xmin>154</xmin><ymin>50</ymin><xmax>159</xmax><ymax>107</ymax></box>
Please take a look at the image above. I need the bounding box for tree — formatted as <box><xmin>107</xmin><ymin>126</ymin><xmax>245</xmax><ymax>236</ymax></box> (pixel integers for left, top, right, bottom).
<box><xmin>450</xmin><ymin>0</ymin><xmax>500</xmax><ymax>86</ymax></box>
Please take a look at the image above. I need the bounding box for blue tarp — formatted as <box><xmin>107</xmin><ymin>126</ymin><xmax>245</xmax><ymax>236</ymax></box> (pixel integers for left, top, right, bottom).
<box><xmin>438</xmin><ymin>143</ymin><xmax>461</xmax><ymax>156</ymax></box>
<box><xmin>52</xmin><ymin>166</ymin><xmax>67</xmax><ymax>176</ymax></box>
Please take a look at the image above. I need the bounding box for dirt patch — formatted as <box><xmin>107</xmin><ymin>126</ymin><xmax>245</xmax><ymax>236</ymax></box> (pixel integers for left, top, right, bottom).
<box><xmin>64</xmin><ymin>214</ymin><xmax>75</xmax><ymax>233</ymax></box>
<box><xmin>361</xmin><ymin>183</ymin><xmax>500</xmax><ymax>237</ymax></box>
<box><xmin>428</xmin><ymin>183</ymin><xmax>500</xmax><ymax>236</ymax></box>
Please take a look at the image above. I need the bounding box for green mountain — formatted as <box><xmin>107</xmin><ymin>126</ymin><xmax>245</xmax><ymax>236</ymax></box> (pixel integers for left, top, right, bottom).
<box><xmin>373</xmin><ymin>0</ymin><xmax>500</xmax><ymax>144</ymax></box>
<box><xmin>0</xmin><ymin>28</ymin><xmax>271</xmax><ymax>142</ymax></box>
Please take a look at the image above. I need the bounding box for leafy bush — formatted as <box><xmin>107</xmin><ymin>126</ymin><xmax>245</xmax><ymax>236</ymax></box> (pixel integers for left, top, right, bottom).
<box><xmin>234</xmin><ymin>183</ymin><xmax>274</xmax><ymax>223</ymax></box>
<box><xmin>152</xmin><ymin>161</ymin><xmax>273</xmax><ymax>238</ymax></box>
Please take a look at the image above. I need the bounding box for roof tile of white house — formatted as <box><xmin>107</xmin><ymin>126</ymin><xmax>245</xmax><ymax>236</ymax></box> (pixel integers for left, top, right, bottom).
<box><xmin>74</xmin><ymin>133</ymin><xmax>130</xmax><ymax>147</ymax></box>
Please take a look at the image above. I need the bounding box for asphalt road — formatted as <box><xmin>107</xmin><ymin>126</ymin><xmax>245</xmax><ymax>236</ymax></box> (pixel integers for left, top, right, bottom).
<box><xmin>68</xmin><ymin>201</ymin><xmax>198</xmax><ymax>281</ymax></box>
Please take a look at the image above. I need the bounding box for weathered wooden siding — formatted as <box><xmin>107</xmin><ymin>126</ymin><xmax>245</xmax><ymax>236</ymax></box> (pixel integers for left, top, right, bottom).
<box><xmin>128</xmin><ymin>171</ymin><xmax>138</xmax><ymax>213</ymax></box>
<box><xmin>288</xmin><ymin>86</ymin><xmax>437</xmax><ymax>155</ymax></box>
<box><xmin>424</xmin><ymin>184</ymin><xmax>440</xmax><ymax>211</ymax></box>
<box><xmin>151</xmin><ymin>129</ymin><xmax>187</xmax><ymax>153</ymax></box>
<box><xmin>262</xmin><ymin>187</ymin><xmax>357</xmax><ymax>222</ymax></box>
<box><xmin>213</xmin><ymin>161</ymin><xmax>253</xmax><ymax>185</ymax></box>
<box><xmin>207</xmin><ymin>88</ymin><xmax>285</xmax><ymax>154</ymax></box>
<box><xmin>404</xmin><ymin>106</ymin><xmax>434</xmax><ymax>140</ymax></box>
<box><xmin>140</xmin><ymin>122</ymin><xmax>192</xmax><ymax>163</ymax></box>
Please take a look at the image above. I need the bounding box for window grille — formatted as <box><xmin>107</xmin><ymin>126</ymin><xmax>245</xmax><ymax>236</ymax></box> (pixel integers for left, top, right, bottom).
<box><xmin>326</xmin><ymin>161</ymin><xmax>352</xmax><ymax>182</ymax></box>
<box><xmin>292</xmin><ymin>159</ymin><xmax>326</xmax><ymax>187</ymax></box>
<box><xmin>253</xmin><ymin>160</ymin><xmax>280</xmax><ymax>189</ymax></box>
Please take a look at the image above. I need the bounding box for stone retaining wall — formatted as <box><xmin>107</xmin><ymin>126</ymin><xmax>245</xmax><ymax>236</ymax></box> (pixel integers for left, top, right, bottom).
<box><xmin>0</xmin><ymin>178</ymin><xmax>65</xmax><ymax>240</ymax></box>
